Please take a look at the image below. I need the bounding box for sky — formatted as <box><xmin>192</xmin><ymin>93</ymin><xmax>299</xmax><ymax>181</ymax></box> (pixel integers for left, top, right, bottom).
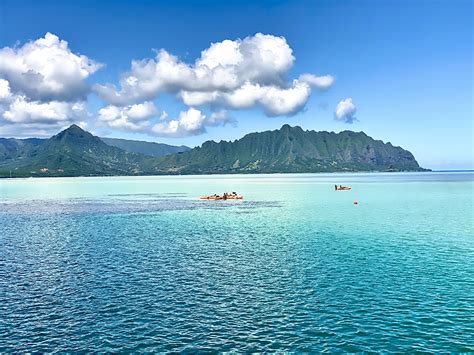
<box><xmin>0</xmin><ymin>0</ymin><xmax>472</xmax><ymax>170</ymax></box>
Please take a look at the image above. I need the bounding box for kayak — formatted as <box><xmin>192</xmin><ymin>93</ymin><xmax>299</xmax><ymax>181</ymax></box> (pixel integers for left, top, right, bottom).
<box><xmin>200</xmin><ymin>196</ymin><xmax>243</xmax><ymax>200</ymax></box>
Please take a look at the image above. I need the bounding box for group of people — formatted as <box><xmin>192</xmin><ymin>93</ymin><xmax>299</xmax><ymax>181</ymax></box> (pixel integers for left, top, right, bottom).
<box><xmin>219</xmin><ymin>192</ymin><xmax>239</xmax><ymax>200</ymax></box>
<box><xmin>201</xmin><ymin>192</ymin><xmax>242</xmax><ymax>200</ymax></box>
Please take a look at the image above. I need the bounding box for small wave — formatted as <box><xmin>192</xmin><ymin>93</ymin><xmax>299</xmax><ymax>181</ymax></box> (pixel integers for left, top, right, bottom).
<box><xmin>0</xmin><ymin>198</ymin><xmax>281</xmax><ymax>216</ymax></box>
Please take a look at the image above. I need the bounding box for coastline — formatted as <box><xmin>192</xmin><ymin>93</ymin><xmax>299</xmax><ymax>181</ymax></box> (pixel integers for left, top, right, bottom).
<box><xmin>1</xmin><ymin>170</ymin><xmax>472</xmax><ymax>182</ymax></box>
<box><xmin>0</xmin><ymin>168</ymin><xmax>435</xmax><ymax>179</ymax></box>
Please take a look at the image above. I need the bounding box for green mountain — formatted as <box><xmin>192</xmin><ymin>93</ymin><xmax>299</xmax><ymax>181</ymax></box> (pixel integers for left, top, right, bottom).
<box><xmin>152</xmin><ymin>124</ymin><xmax>424</xmax><ymax>174</ymax></box>
<box><xmin>100</xmin><ymin>137</ymin><xmax>190</xmax><ymax>157</ymax></box>
<box><xmin>0</xmin><ymin>125</ymin><xmax>147</xmax><ymax>177</ymax></box>
<box><xmin>0</xmin><ymin>138</ymin><xmax>44</xmax><ymax>164</ymax></box>
<box><xmin>0</xmin><ymin>134</ymin><xmax>189</xmax><ymax>161</ymax></box>
<box><xmin>0</xmin><ymin>124</ymin><xmax>425</xmax><ymax>177</ymax></box>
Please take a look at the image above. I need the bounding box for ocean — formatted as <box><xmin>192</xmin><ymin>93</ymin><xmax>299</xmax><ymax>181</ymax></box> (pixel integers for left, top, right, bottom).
<box><xmin>1</xmin><ymin>172</ymin><xmax>473</xmax><ymax>352</ymax></box>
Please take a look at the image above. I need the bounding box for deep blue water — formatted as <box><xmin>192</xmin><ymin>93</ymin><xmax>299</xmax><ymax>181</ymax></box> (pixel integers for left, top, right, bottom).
<box><xmin>1</xmin><ymin>172</ymin><xmax>473</xmax><ymax>352</ymax></box>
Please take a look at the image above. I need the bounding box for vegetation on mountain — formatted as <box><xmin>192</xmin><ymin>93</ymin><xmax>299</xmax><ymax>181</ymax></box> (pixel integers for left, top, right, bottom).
<box><xmin>100</xmin><ymin>137</ymin><xmax>190</xmax><ymax>157</ymax></box>
<box><xmin>152</xmin><ymin>124</ymin><xmax>423</xmax><ymax>174</ymax></box>
<box><xmin>0</xmin><ymin>124</ymin><xmax>425</xmax><ymax>178</ymax></box>
<box><xmin>0</xmin><ymin>125</ymin><xmax>146</xmax><ymax>177</ymax></box>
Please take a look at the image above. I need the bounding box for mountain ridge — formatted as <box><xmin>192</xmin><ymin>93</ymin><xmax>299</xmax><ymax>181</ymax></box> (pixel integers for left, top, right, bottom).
<box><xmin>0</xmin><ymin>124</ymin><xmax>426</xmax><ymax>177</ymax></box>
<box><xmin>0</xmin><ymin>128</ymin><xmax>189</xmax><ymax>160</ymax></box>
<box><xmin>100</xmin><ymin>137</ymin><xmax>190</xmax><ymax>157</ymax></box>
<box><xmin>152</xmin><ymin>124</ymin><xmax>424</xmax><ymax>174</ymax></box>
<box><xmin>1</xmin><ymin>124</ymin><xmax>146</xmax><ymax>176</ymax></box>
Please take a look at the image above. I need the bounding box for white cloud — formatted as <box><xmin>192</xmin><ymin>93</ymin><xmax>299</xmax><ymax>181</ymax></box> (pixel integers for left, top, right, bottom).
<box><xmin>94</xmin><ymin>33</ymin><xmax>333</xmax><ymax>118</ymax></box>
<box><xmin>180</xmin><ymin>80</ymin><xmax>311</xmax><ymax>117</ymax></box>
<box><xmin>299</xmin><ymin>74</ymin><xmax>335</xmax><ymax>91</ymax></box>
<box><xmin>335</xmin><ymin>98</ymin><xmax>357</xmax><ymax>123</ymax></box>
<box><xmin>258</xmin><ymin>81</ymin><xmax>311</xmax><ymax>116</ymax></box>
<box><xmin>97</xmin><ymin>104</ymin><xmax>225</xmax><ymax>137</ymax></box>
<box><xmin>179</xmin><ymin>90</ymin><xmax>221</xmax><ymax>106</ymax></box>
<box><xmin>97</xmin><ymin>101</ymin><xmax>158</xmax><ymax>132</ymax></box>
<box><xmin>0</xmin><ymin>33</ymin><xmax>101</xmax><ymax>137</ymax></box>
<box><xmin>125</xmin><ymin>101</ymin><xmax>158</xmax><ymax>121</ymax></box>
<box><xmin>207</xmin><ymin>110</ymin><xmax>234</xmax><ymax>126</ymax></box>
<box><xmin>197</xmin><ymin>39</ymin><xmax>242</xmax><ymax>70</ymax></box>
<box><xmin>0</xmin><ymin>94</ymin><xmax>88</xmax><ymax>137</ymax></box>
<box><xmin>0</xmin><ymin>32</ymin><xmax>102</xmax><ymax>102</ymax></box>
<box><xmin>0</xmin><ymin>32</ymin><xmax>336</xmax><ymax>138</ymax></box>
<box><xmin>151</xmin><ymin>108</ymin><xmax>206</xmax><ymax>137</ymax></box>
<box><xmin>78</xmin><ymin>121</ymin><xmax>88</xmax><ymax>129</ymax></box>
<box><xmin>223</xmin><ymin>82</ymin><xmax>263</xmax><ymax>109</ymax></box>
<box><xmin>159</xmin><ymin>111</ymin><xmax>168</xmax><ymax>120</ymax></box>
<box><xmin>100</xmin><ymin>115</ymin><xmax>150</xmax><ymax>132</ymax></box>
<box><xmin>0</xmin><ymin>79</ymin><xmax>12</xmax><ymax>101</ymax></box>
<box><xmin>222</xmin><ymin>80</ymin><xmax>311</xmax><ymax>116</ymax></box>
<box><xmin>2</xmin><ymin>96</ymin><xmax>86</xmax><ymax>124</ymax></box>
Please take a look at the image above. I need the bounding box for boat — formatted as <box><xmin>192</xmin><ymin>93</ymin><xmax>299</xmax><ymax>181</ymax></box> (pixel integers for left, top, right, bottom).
<box><xmin>227</xmin><ymin>195</ymin><xmax>243</xmax><ymax>200</ymax></box>
<box><xmin>335</xmin><ymin>186</ymin><xmax>352</xmax><ymax>191</ymax></box>
<box><xmin>200</xmin><ymin>194</ymin><xmax>243</xmax><ymax>200</ymax></box>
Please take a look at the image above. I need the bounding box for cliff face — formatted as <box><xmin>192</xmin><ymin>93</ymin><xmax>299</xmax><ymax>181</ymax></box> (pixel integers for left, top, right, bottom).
<box><xmin>0</xmin><ymin>124</ymin><xmax>424</xmax><ymax>177</ymax></box>
<box><xmin>153</xmin><ymin>124</ymin><xmax>423</xmax><ymax>174</ymax></box>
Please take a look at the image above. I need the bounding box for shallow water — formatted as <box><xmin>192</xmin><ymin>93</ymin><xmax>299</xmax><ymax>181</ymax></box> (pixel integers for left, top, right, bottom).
<box><xmin>1</xmin><ymin>172</ymin><xmax>473</xmax><ymax>352</ymax></box>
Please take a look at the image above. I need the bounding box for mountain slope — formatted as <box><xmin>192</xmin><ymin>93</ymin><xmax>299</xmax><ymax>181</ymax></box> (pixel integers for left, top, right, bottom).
<box><xmin>0</xmin><ymin>125</ymin><xmax>146</xmax><ymax>176</ymax></box>
<box><xmin>0</xmin><ymin>135</ymin><xmax>190</xmax><ymax>162</ymax></box>
<box><xmin>0</xmin><ymin>138</ymin><xmax>44</xmax><ymax>162</ymax></box>
<box><xmin>0</xmin><ymin>124</ymin><xmax>425</xmax><ymax>177</ymax></box>
<box><xmin>101</xmin><ymin>137</ymin><xmax>190</xmax><ymax>157</ymax></box>
<box><xmin>152</xmin><ymin>124</ymin><xmax>423</xmax><ymax>174</ymax></box>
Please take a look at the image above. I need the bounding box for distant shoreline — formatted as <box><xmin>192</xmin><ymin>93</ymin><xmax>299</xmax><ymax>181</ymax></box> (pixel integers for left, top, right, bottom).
<box><xmin>1</xmin><ymin>170</ymin><xmax>430</xmax><ymax>179</ymax></box>
<box><xmin>3</xmin><ymin>170</ymin><xmax>474</xmax><ymax>181</ymax></box>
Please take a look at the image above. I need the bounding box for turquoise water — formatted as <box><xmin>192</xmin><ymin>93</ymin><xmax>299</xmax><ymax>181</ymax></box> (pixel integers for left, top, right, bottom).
<box><xmin>1</xmin><ymin>172</ymin><xmax>473</xmax><ymax>352</ymax></box>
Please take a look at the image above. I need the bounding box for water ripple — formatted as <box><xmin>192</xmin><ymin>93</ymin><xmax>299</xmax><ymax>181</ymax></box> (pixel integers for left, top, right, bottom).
<box><xmin>1</xmin><ymin>175</ymin><xmax>473</xmax><ymax>352</ymax></box>
<box><xmin>0</xmin><ymin>198</ymin><xmax>281</xmax><ymax>215</ymax></box>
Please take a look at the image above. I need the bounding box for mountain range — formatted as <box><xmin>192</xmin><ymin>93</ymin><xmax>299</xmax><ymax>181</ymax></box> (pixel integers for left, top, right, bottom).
<box><xmin>100</xmin><ymin>137</ymin><xmax>190</xmax><ymax>157</ymax></box>
<box><xmin>0</xmin><ymin>124</ymin><xmax>425</xmax><ymax>177</ymax></box>
<box><xmin>153</xmin><ymin>124</ymin><xmax>423</xmax><ymax>174</ymax></box>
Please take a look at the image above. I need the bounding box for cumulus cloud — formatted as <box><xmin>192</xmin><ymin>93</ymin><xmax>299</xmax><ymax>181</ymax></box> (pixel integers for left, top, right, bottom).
<box><xmin>0</xmin><ymin>79</ymin><xmax>11</xmax><ymax>101</ymax></box>
<box><xmin>3</xmin><ymin>96</ymin><xmax>86</xmax><ymax>124</ymax></box>
<box><xmin>0</xmin><ymin>97</ymin><xmax>88</xmax><ymax>137</ymax></box>
<box><xmin>151</xmin><ymin>108</ymin><xmax>207</xmax><ymax>137</ymax></box>
<box><xmin>0</xmin><ymin>33</ymin><xmax>102</xmax><ymax>137</ymax></box>
<box><xmin>97</xmin><ymin>103</ymin><xmax>228</xmax><ymax>138</ymax></box>
<box><xmin>1</xmin><ymin>32</ymin><xmax>336</xmax><ymax>138</ymax></box>
<box><xmin>97</xmin><ymin>101</ymin><xmax>158</xmax><ymax>132</ymax></box>
<box><xmin>335</xmin><ymin>98</ymin><xmax>357</xmax><ymax>123</ymax></box>
<box><xmin>179</xmin><ymin>80</ymin><xmax>311</xmax><ymax>116</ymax></box>
<box><xmin>0</xmin><ymin>32</ymin><xmax>102</xmax><ymax>102</ymax></box>
<box><xmin>206</xmin><ymin>110</ymin><xmax>234</xmax><ymax>126</ymax></box>
<box><xmin>94</xmin><ymin>33</ymin><xmax>334</xmax><ymax>118</ymax></box>
<box><xmin>257</xmin><ymin>81</ymin><xmax>311</xmax><ymax>116</ymax></box>
<box><xmin>299</xmin><ymin>74</ymin><xmax>335</xmax><ymax>91</ymax></box>
<box><xmin>0</xmin><ymin>77</ymin><xmax>89</xmax><ymax>137</ymax></box>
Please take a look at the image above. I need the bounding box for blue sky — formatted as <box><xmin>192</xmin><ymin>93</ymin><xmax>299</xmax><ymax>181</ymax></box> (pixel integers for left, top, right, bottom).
<box><xmin>0</xmin><ymin>0</ymin><xmax>472</xmax><ymax>169</ymax></box>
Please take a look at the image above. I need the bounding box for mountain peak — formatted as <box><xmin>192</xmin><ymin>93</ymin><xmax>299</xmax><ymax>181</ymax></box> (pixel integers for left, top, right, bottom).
<box><xmin>64</xmin><ymin>124</ymin><xmax>85</xmax><ymax>132</ymax></box>
<box><xmin>280</xmin><ymin>124</ymin><xmax>303</xmax><ymax>132</ymax></box>
<box><xmin>48</xmin><ymin>123</ymin><xmax>96</xmax><ymax>146</ymax></box>
<box><xmin>55</xmin><ymin>124</ymin><xmax>89</xmax><ymax>138</ymax></box>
